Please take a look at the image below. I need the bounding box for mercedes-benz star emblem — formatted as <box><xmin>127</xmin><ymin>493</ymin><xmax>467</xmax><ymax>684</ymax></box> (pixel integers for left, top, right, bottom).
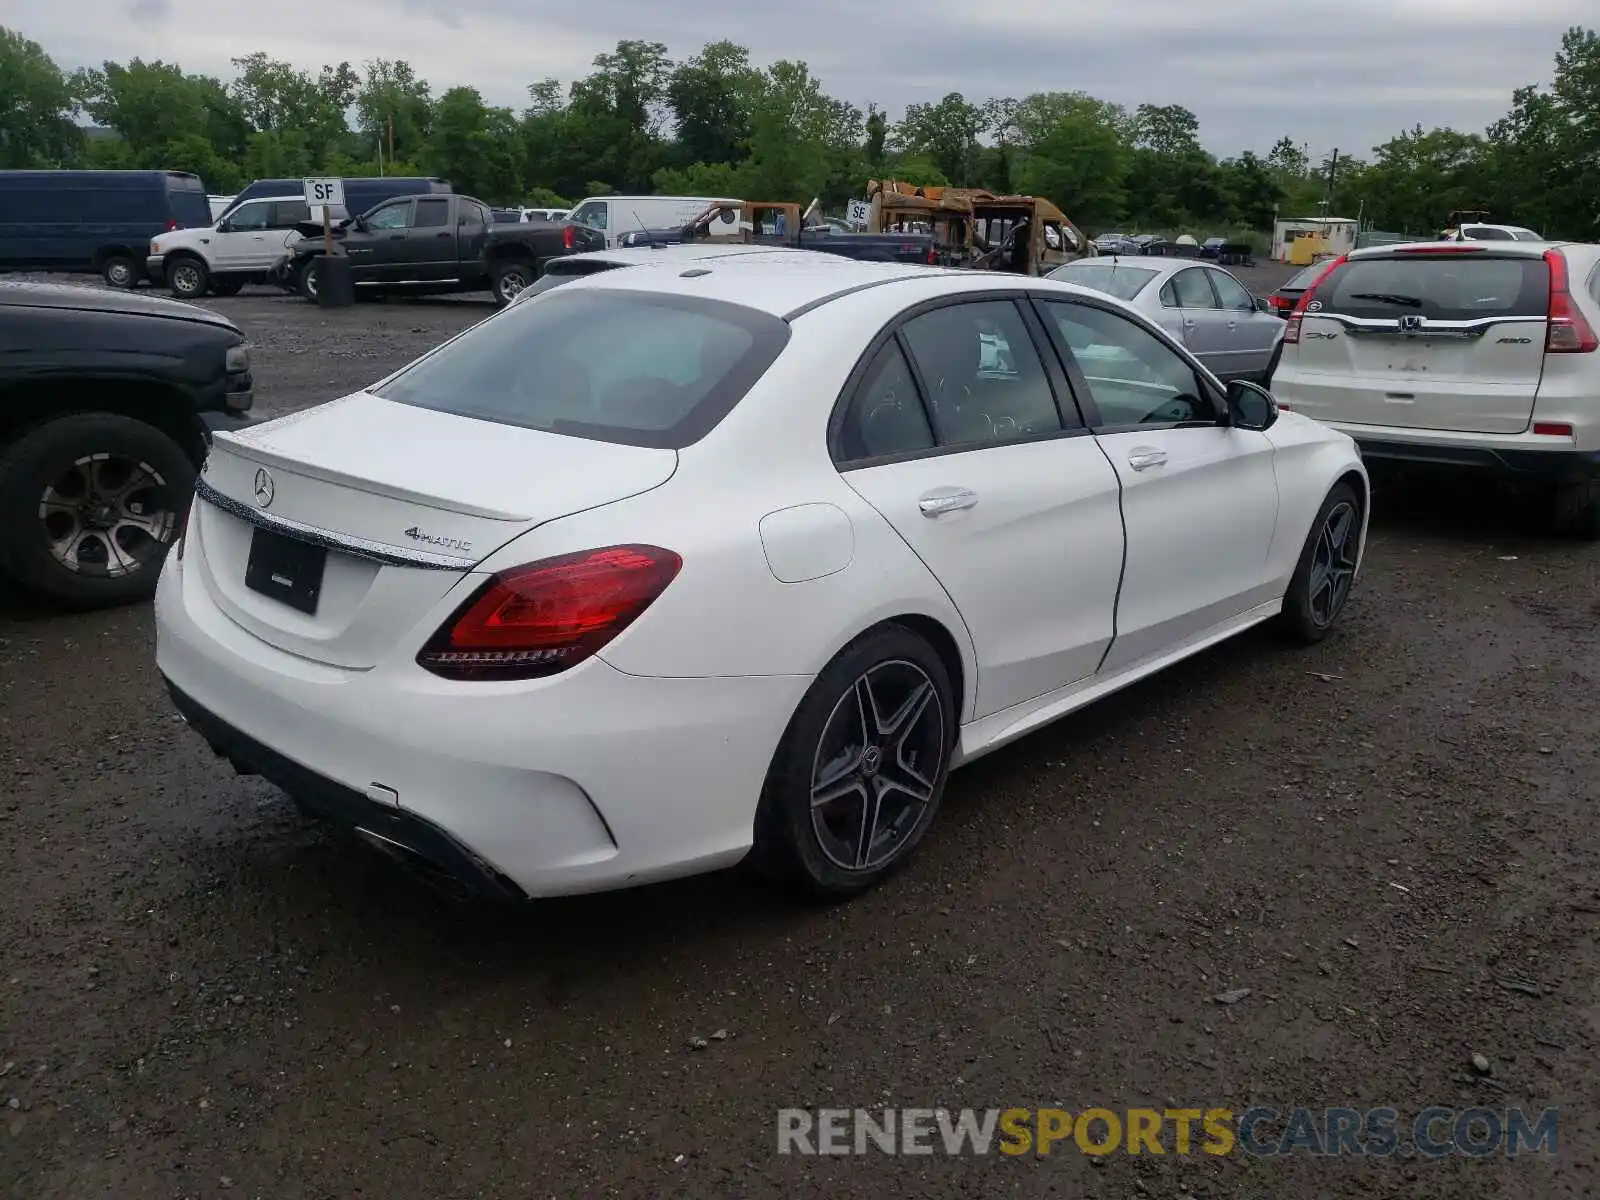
<box><xmin>253</xmin><ymin>467</ymin><xmax>275</xmax><ymax>508</ymax></box>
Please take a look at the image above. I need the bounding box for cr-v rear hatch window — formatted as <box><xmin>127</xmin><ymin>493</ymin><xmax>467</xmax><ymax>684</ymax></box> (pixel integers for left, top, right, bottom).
<box><xmin>372</xmin><ymin>288</ymin><xmax>791</xmax><ymax>448</ymax></box>
<box><xmin>1313</xmin><ymin>254</ymin><xmax>1549</xmax><ymax>323</ymax></box>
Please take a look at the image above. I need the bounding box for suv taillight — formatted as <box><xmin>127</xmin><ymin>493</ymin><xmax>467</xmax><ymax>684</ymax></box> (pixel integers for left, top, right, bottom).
<box><xmin>417</xmin><ymin>545</ymin><xmax>681</xmax><ymax>681</ymax></box>
<box><xmin>1283</xmin><ymin>255</ymin><xmax>1347</xmax><ymax>344</ymax></box>
<box><xmin>1544</xmin><ymin>248</ymin><xmax>1598</xmax><ymax>353</ymax></box>
<box><xmin>563</xmin><ymin>224</ymin><xmax>575</xmax><ymax>250</ymax></box>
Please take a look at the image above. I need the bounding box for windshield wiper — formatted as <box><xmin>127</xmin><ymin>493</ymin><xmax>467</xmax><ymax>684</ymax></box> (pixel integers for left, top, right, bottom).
<box><xmin>1348</xmin><ymin>292</ymin><xmax>1424</xmax><ymax>308</ymax></box>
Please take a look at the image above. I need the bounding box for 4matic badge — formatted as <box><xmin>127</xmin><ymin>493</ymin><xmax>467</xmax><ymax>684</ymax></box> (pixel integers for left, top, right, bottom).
<box><xmin>403</xmin><ymin>526</ymin><xmax>472</xmax><ymax>554</ymax></box>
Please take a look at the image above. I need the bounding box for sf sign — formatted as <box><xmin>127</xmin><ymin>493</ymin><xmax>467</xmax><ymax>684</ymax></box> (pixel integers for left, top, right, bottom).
<box><xmin>302</xmin><ymin>177</ymin><xmax>345</xmax><ymax>209</ymax></box>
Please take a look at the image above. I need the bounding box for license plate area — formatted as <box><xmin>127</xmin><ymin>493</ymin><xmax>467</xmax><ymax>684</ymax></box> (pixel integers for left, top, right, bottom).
<box><xmin>245</xmin><ymin>528</ymin><xmax>327</xmax><ymax>615</ymax></box>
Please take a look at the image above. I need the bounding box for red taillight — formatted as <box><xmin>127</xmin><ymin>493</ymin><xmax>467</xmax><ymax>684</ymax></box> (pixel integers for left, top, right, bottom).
<box><xmin>927</xmin><ymin>246</ymin><xmax>936</xmax><ymax>265</ymax></box>
<box><xmin>563</xmin><ymin>224</ymin><xmax>575</xmax><ymax>250</ymax></box>
<box><xmin>1283</xmin><ymin>255</ymin><xmax>1347</xmax><ymax>344</ymax></box>
<box><xmin>1533</xmin><ymin>422</ymin><xmax>1574</xmax><ymax>437</ymax></box>
<box><xmin>166</xmin><ymin>218</ymin><xmax>180</xmax><ymax>231</ymax></box>
<box><xmin>417</xmin><ymin>545</ymin><xmax>681</xmax><ymax>681</ymax></box>
<box><xmin>1544</xmin><ymin>248</ymin><xmax>1598</xmax><ymax>353</ymax></box>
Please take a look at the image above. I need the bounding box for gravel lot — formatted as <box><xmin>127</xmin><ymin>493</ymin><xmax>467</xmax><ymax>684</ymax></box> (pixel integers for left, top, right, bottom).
<box><xmin>3</xmin><ymin>268</ymin><xmax>1599</xmax><ymax>1199</ymax></box>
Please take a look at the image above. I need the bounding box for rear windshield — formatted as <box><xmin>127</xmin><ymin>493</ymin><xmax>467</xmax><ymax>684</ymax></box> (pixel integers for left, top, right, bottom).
<box><xmin>1048</xmin><ymin>262</ymin><xmax>1159</xmax><ymax>301</ymax></box>
<box><xmin>514</xmin><ymin>259</ymin><xmax>628</xmax><ymax>298</ymax></box>
<box><xmin>372</xmin><ymin>289</ymin><xmax>790</xmax><ymax>448</ymax></box>
<box><xmin>1314</xmin><ymin>255</ymin><xmax>1550</xmax><ymax>322</ymax></box>
<box><xmin>1283</xmin><ymin>264</ymin><xmax>1327</xmax><ymax>290</ymax></box>
<box><xmin>167</xmin><ymin>178</ymin><xmax>213</xmax><ymax>229</ymax></box>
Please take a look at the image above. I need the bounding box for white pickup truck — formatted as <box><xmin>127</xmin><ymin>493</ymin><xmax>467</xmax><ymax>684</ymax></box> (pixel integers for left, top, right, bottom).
<box><xmin>146</xmin><ymin>194</ymin><xmax>314</xmax><ymax>299</ymax></box>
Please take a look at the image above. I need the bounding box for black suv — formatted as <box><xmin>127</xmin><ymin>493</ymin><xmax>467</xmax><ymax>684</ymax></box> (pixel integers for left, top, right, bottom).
<box><xmin>0</xmin><ymin>282</ymin><xmax>253</xmax><ymax>607</ymax></box>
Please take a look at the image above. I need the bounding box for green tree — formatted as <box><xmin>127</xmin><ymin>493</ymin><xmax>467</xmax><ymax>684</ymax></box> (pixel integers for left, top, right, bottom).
<box><xmin>356</xmin><ymin>59</ymin><xmax>434</xmax><ymax>167</ymax></box>
<box><xmin>0</xmin><ymin>27</ymin><xmax>82</xmax><ymax>168</ymax></box>
<box><xmin>894</xmin><ymin>92</ymin><xmax>986</xmax><ymax>186</ymax></box>
<box><xmin>424</xmin><ymin>87</ymin><xmax>523</xmax><ymax>202</ymax></box>
<box><xmin>1014</xmin><ymin>95</ymin><xmax>1130</xmax><ymax>230</ymax></box>
<box><xmin>229</xmin><ymin>53</ymin><xmax>357</xmax><ymax>165</ymax></box>
<box><xmin>667</xmin><ymin>41</ymin><xmax>758</xmax><ymax>168</ymax></box>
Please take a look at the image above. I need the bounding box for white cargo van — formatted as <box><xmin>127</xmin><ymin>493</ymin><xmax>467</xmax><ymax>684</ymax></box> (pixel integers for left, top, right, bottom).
<box><xmin>566</xmin><ymin>195</ymin><xmax>739</xmax><ymax>248</ymax></box>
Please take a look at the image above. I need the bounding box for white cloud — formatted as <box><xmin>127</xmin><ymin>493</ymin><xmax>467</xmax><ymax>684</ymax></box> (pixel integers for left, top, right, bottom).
<box><xmin>14</xmin><ymin>0</ymin><xmax>1593</xmax><ymax>155</ymax></box>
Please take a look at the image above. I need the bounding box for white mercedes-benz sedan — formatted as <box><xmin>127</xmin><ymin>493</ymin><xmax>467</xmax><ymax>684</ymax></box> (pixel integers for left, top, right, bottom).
<box><xmin>155</xmin><ymin>257</ymin><xmax>1368</xmax><ymax>901</ymax></box>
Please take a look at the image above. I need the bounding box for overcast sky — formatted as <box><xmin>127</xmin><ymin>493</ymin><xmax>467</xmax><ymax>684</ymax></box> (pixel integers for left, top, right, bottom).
<box><xmin>21</xmin><ymin>0</ymin><xmax>1593</xmax><ymax>159</ymax></box>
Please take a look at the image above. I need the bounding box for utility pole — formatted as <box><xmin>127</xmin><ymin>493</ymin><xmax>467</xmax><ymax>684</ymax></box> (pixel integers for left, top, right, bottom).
<box><xmin>388</xmin><ymin>113</ymin><xmax>396</xmax><ymax>173</ymax></box>
<box><xmin>1325</xmin><ymin>148</ymin><xmax>1340</xmax><ymax>209</ymax></box>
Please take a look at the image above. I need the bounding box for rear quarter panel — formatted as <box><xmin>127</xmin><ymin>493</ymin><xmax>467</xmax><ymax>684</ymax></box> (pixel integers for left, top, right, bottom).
<box><xmin>1262</xmin><ymin>412</ymin><xmax>1370</xmax><ymax>592</ymax></box>
<box><xmin>465</xmin><ymin>293</ymin><xmax>981</xmax><ymax>718</ymax></box>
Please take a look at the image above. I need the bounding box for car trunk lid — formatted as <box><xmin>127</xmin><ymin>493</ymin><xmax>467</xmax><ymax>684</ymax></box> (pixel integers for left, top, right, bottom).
<box><xmin>1281</xmin><ymin>251</ymin><xmax>1551</xmax><ymax>434</ymax></box>
<box><xmin>191</xmin><ymin>392</ymin><xmax>677</xmax><ymax>668</ymax></box>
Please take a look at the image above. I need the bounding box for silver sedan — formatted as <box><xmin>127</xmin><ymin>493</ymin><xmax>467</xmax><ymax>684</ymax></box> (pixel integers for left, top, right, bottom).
<box><xmin>1045</xmin><ymin>257</ymin><xmax>1284</xmax><ymax>383</ymax></box>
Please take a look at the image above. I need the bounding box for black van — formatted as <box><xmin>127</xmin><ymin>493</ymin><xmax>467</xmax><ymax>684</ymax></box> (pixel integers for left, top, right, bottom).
<box><xmin>0</xmin><ymin>170</ymin><xmax>212</xmax><ymax>287</ymax></box>
<box><xmin>221</xmin><ymin>177</ymin><xmax>451</xmax><ymax>222</ymax></box>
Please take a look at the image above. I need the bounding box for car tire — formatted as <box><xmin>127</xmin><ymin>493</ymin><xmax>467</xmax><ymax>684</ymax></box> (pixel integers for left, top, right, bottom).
<box><xmin>100</xmin><ymin>254</ymin><xmax>139</xmax><ymax>289</ymax></box>
<box><xmin>167</xmin><ymin>255</ymin><xmax>210</xmax><ymax>300</ymax></box>
<box><xmin>209</xmin><ymin>277</ymin><xmax>244</xmax><ymax>297</ymax></box>
<box><xmin>0</xmin><ymin>413</ymin><xmax>196</xmax><ymax>610</ymax></box>
<box><xmin>297</xmin><ymin>259</ymin><xmax>320</xmax><ymax>302</ymax></box>
<box><xmin>1277</xmin><ymin>480</ymin><xmax>1362</xmax><ymax>644</ymax></box>
<box><xmin>491</xmin><ymin>260</ymin><xmax>534</xmax><ymax>307</ymax></box>
<box><xmin>751</xmin><ymin>624</ymin><xmax>956</xmax><ymax>899</ymax></box>
<box><xmin>1553</xmin><ymin>479</ymin><xmax>1600</xmax><ymax>541</ymax></box>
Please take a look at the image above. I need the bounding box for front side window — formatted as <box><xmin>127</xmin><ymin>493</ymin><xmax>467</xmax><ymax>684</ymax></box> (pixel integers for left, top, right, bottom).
<box><xmin>365</xmin><ymin>202</ymin><xmax>411</xmax><ymax>230</ymax></box>
<box><xmin>372</xmin><ymin>290</ymin><xmax>790</xmax><ymax>449</ymax></box>
<box><xmin>899</xmin><ymin>301</ymin><xmax>1066</xmax><ymax>446</ymax></box>
<box><xmin>1041</xmin><ymin>300</ymin><xmax>1212</xmax><ymax>427</ymax></box>
<box><xmin>227</xmin><ymin>201</ymin><xmax>271</xmax><ymax>231</ymax></box>
<box><xmin>570</xmin><ymin>202</ymin><xmax>608</xmax><ymax>231</ymax></box>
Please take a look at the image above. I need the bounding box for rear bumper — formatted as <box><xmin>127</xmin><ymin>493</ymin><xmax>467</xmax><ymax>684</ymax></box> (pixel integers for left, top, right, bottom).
<box><xmin>166</xmin><ymin>681</ymin><xmax>525</xmax><ymax>901</ymax></box>
<box><xmin>1350</xmin><ymin>437</ymin><xmax>1600</xmax><ymax>484</ymax></box>
<box><xmin>154</xmin><ymin>546</ymin><xmax>811</xmax><ymax>899</ymax></box>
<box><xmin>146</xmin><ymin>254</ymin><xmax>166</xmax><ymax>279</ymax></box>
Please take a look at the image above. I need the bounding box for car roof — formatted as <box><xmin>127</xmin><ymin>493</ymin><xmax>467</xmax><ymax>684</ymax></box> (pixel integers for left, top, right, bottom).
<box><xmin>1347</xmin><ymin>240</ymin><xmax>1569</xmax><ymax>260</ymax></box>
<box><xmin>551</xmin><ymin>256</ymin><xmax>989</xmax><ymax>319</ymax></box>
<box><xmin>552</xmin><ymin>244</ymin><xmax>838</xmax><ymax>269</ymax></box>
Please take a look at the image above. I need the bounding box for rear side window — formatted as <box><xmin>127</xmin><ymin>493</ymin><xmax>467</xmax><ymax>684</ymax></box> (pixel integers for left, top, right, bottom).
<box><xmin>373</xmin><ymin>290</ymin><xmax>791</xmax><ymax>449</ymax></box>
<box><xmin>1315</xmin><ymin>256</ymin><xmax>1550</xmax><ymax>322</ymax></box>
<box><xmin>414</xmin><ymin>198</ymin><xmax>450</xmax><ymax>228</ymax></box>
<box><xmin>836</xmin><ymin>341</ymin><xmax>935</xmax><ymax>461</ymax></box>
<box><xmin>269</xmin><ymin>201</ymin><xmax>310</xmax><ymax>226</ymax></box>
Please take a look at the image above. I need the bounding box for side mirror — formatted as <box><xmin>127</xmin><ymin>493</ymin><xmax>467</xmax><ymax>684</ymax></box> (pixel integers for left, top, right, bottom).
<box><xmin>1226</xmin><ymin>379</ymin><xmax>1279</xmax><ymax>431</ymax></box>
<box><xmin>1255</xmin><ymin>296</ymin><xmax>1271</xmax><ymax>313</ymax></box>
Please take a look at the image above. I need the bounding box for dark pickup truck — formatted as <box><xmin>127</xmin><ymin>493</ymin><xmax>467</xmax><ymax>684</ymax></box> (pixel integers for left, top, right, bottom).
<box><xmin>0</xmin><ymin>281</ymin><xmax>253</xmax><ymax>608</ymax></box>
<box><xmin>620</xmin><ymin>201</ymin><xmax>937</xmax><ymax>265</ymax></box>
<box><xmin>273</xmin><ymin>194</ymin><xmax>605</xmax><ymax>306</ymax></box>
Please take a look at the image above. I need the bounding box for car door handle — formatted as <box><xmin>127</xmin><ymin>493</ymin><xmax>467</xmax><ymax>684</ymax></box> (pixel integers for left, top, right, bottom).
<box><xmin>1183</xmin><ymin>319</ymin><xmax>1197</xmax><ymax>328</ymax></box>
<box><xmin>436</xmin><ymin>232</ymin><xmax>453</xmax><ymax>239</ymax></box>
<box><xmin>1127</xmin><ymin>447</ymin><xmax>1168</xmax><ymax>471</ymax></box>
<box><xmin>918</xmin><ymin>488</ymin><xmax>979</xmax><ymax>517</ymax></box>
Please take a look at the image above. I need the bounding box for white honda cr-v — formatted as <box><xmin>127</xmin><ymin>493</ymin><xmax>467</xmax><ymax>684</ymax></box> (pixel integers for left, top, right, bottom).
<box><xmin>1272</xmin><ymin>240</ymin><xmax>1600</xmax><ymax>537</ymax></box>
